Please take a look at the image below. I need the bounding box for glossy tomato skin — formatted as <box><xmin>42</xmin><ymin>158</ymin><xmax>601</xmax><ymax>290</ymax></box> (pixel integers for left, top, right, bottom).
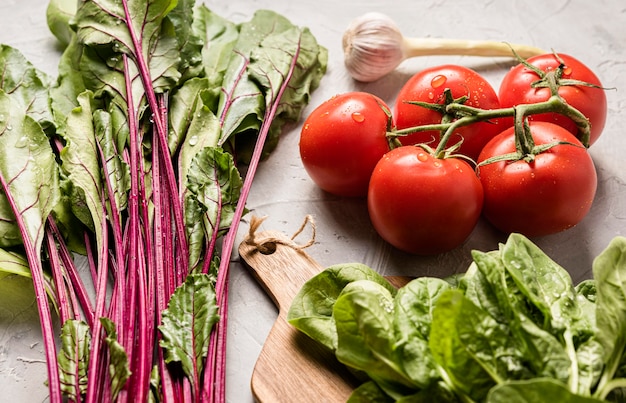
<box><xmin>367</xmin><ymin>146</ymin><xmax>484</xmax><ymax>255</ymax></box>
<box><xmin>477</xmin><ymin>122</ymin><xmax>597</xmax><ymax>237</ymax></box>
<box><xmin>499</xmin><ymin>53</ymin><xmax>607</xmax><ymax>146</ymax></box>
<box><xmin>299</xmin><ymin>92</ymin><xmax>391</xmax><ymax>197</ymax></box>
<box><xmin>393</xmin><ymin>64</ymin><xmax>503</xmax><ymax>161</ymax></box>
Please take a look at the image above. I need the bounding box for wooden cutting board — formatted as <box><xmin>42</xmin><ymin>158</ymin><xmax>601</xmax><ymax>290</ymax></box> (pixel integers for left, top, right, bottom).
<box><xmin>238</xmin><ymin>228</ymin><xmax>411</xmax><ymax>402</ymax></box>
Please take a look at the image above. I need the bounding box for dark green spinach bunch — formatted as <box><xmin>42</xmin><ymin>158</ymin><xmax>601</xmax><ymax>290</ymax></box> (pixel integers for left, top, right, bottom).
<box><xmin>288</xmin><ymin>234</ymin><xmax>626</xmax><ymax>402</ymax></box>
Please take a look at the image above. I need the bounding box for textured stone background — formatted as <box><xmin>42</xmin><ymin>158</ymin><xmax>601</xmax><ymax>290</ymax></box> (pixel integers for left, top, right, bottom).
<box><xmin>0</xmin><ymin>0</ymin><xmax>624</xmax><ymax>401</ymax></box>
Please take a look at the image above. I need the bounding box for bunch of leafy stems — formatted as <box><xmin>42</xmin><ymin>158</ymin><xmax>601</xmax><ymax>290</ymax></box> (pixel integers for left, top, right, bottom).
<box><xmin>0</xmin><ymin>26</ymin><xmax>303</xmax><ymax>403</ymax></box>
<box><xmin>387</xmin><ymin>64</ymin><xmax>593</xmax><ymax>160</ymax></box>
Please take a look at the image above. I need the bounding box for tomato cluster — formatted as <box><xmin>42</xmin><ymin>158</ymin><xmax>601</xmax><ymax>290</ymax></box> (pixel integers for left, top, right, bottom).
<box><xmin>299</xmin><ymin>53</ymin><xmax>606</xmax><ymax>255</ymax></box>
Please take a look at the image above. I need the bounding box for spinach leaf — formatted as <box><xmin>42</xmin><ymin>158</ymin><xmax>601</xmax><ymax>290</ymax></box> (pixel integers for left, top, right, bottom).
<box><xmin>393</xmin><ymin>277</ymin><xmax>448</xmax><ymax>388</ymax></box>
<box><xmin>430</xmin><ymin>289</ymin><xmax>523</xmax><ymax>402</ymax></box>
<box><xmin>501</xmin><ymin>233</ymin><xmax>591</xmax><ymax>337</ymax></box>
<box><xmin>334</xmin><ymin>280</ymin><xmax>415</xmax><ymax>399</ymax></box>
<box><xmin>472</xmin><ymin>247</ymin><xmax>570</xmax><ymax>383</ymax></box>
<box><xmin>591</xmin><ymin>236</ymin><xmax>626</xmax><ymax>398</ymax></box>
<box><xmin>287</xmin><ymin>263</ymin><xmax>395</xmax><ymax>351</ymax></box>
<box><xmin>487</xmin><ymin>378</ymin><xmax>605</xmax><ymax>402</ymax></box>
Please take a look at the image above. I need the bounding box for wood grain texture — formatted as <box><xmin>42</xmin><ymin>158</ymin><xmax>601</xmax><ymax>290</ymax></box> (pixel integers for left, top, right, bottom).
<box><xmin>239</xmin><ymin>230</ymin><xmax>411</xmax><ymax>402</ymax></box>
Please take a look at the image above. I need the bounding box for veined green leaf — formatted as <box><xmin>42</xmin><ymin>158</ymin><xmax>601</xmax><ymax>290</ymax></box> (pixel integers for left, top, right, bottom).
<box><xmin>247</xmin><ymin>17</ymin><xmax>327</xmax><ymax>155</ymax></box>
<box><xmin>93</xmin><ymin>109</ymin><xmax>130</xmax><ymax>214</ymax></box>
<box><xmin>159</xmin><ymin>273</ymin><xmax>219</xmax><ymax>385</ymax></box>
<box><xmin>0</xmin><ymin>248</ymin><xmax>30</xmax><ymax>278</ymax></box>
<box><xmin>192</xmin><ymin>6</ymin><xmax>238</xmax><ymax>109</ymax></box>
<box><xmin>0</xmin><ymin>90</ymin><xmax>60</xmax><ymax>254</ymax></box>
<box><xmin>73</xmin><ymin>0</ymin><xmax>182</xmax><ymax>103</ymax></box>
<box><xmin>101</xmin><ymin>318</ymin><xmax>132</xmax><ymax>400</ymax></box>
<box><xmin>57</xmin><ymin>320</ymin><xmax>91</xmax><ymax>401</ymax></box>
<box><xmin>168</xmin><ymin>77</ymin><xmax>213</xmax><ymax>154</ymax></box>
<box><xmin>0</xmin><ymin>45</ymin><xmax>55</xmax><ymax>134</ymax></box>
<box><xmin>59</xmin><ymin>91</ymin><xmax>105</xmax><ymax>249</ymax></box>
<box><xmin>176</xmin><ymin>84</ymin><xmax>222</xmax><ymax>181</ymax></box>
<box><xmin>184</xmin><ymin>147</ymin><xmax>242</xmax><ymax>270</ymax></box>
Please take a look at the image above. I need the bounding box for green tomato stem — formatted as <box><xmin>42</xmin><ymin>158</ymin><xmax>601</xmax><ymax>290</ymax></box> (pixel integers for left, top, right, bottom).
<box><xmin>390</xmin><ymin>67</ymin><xmax>592</xmax><ymax>158</ymax></box>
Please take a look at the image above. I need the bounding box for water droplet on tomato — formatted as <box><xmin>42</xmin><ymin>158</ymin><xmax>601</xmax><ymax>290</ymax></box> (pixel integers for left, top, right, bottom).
<box><xmin>562</xmin><ymin>65</ymin><xmax>572</xmax><ymax>76</ymax></box>
<box><xmin>433</xmin><ymin>160</ymin><xmax>442</xmax><ymax>168</ymax></box>
<box><xmin>351</xmin><ymin>112</ymin><xmax>365</xmax><ymax>122</ymax></box>
<box><xmin>431</xmin><ymin>74</ymin><xmax>447</xmax><ymax>88</ymax></box>
<box><xmin>417</xmin><ymin>152</ymin><xmax>428</xmax><ymax>162</ymax></box>
<box><xmin>427</xmin><ymin>91</ymin><xmax>435</xmax><ymax>100</ymax></box>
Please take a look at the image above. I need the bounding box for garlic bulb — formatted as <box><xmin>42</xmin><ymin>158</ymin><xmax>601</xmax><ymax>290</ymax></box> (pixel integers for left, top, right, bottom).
<box><xmin>342</xmin><ymin>12</ymin><xmax>546</xmax><ymax>82</ymax></box>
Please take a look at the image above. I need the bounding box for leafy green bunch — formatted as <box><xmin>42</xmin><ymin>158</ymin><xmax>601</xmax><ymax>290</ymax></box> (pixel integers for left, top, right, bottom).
<box><xmin>0</xmin><ymin>0</ymin><xmax>327</xmax><ymax>402</ymax></box>
<box><xmin>288</xmin><ymin>234</ymin><xmax>626</xmax><ymax>402</ymax></box>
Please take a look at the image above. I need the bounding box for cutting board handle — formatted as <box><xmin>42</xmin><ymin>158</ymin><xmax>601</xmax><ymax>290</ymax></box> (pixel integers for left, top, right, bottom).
<box><xmin>239</xmin><ymin>215</ymin><xmax>320</xmax><ymax>311</ymax></box>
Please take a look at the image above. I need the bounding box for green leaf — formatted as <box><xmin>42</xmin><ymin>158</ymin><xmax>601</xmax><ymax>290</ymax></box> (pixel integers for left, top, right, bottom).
<box><xmin>0</xmin><ymin>90</ymin><xmax>60</xmax><ymax>253</ymax></box>
<box><xmin>347</xmin><ymin>381</ymin><xmax>394</xmax><ymax>403</ymax></box>
<box><xmin>168</xmin><ymin>77</ymin><xmax>219</xmax><ymax>154</ymax></box>
<box><xmin>430</xmin><ymin>289</ymin><xmax>519</xmax><ymax>402</ymax></box>
<box><xmin>246</xmin><ymin>13</ymin><xmax>327</xmax><ymax>156</ymax></box>
<box><xmin>576</xmin><ymin>338</ymin><xmax>604</xmax><ymax>395</ymax></box>
<box><xmin>93</xmin><ymin>109</ymin><xmax>131</xmax><ymax>214</ymax></box>
<box><xmin>101</xmin><ymin>317</ymin><xmax>131</xmax><ymax>400</ymax></box>
<box><xmin>50</xmin><ymin>37</ymin><xmax>88</xmax><ymax>136</ymax></box>
<box><xmin>287</xmin><ymin>263</ymin><xmax>396</xmax><ymax>351</ymax></box>
<box><xmin>57</xmin><ymin>320</ymin><xmax>91</xmax><ymax>401</ymax></box>
<box><xmin>46</xmin><ymin>0</ymin><xmax>77</xmax><ymax>48</ymax></box>
<box><xmin>176</xmin><ymin>89</ymin><xmax>222</xmax><ymax>184</ymax></box>
<box><xmin>215</xmin><ymin>9</ymin><xmax>327</xmax><ymax>152</ymax></box>
<box><xmin>59</xmin><ymin>91</ymin><xmax>105</xmax><ymax>249</ymax></box>
<box><xmin>0</xmin><ymin>248</ymin><xmax>29</xmax><ymax>278</ymax></box>
<box><xmin>159</xmin><ymin>273</ymin><xmax>219</xmax><ymax>386</ymax></box>
<box><xmin>487</xmin><ymin>378</ymin><xmax>605</xmax><ymax>403</ymax></box>
<box><xmin>334</xmin><ymin>280</ymin><xmax>416</xmax><ymax>398</ymax></box>
<box><xmin>393</xmin><ymin>277</ymin><xmax>448</xmax><ymax>388</ymax></box>
<box><xmin>184</xmin><ymin>147</ymin><xmax>242</xmax><ymax>270</ymax></box>
<box><xmin>73</xmin><ymin>0</ymin><xmax>181</xmax><ymax>97</ymax></box>
<box><xmin>166</xmin><ymin>0</ymin><xmax>204</xmax><ymax>82</ymax></box>
<box><xmin>192</xmin><ymin>6</ymin><xmax>238</xmax><ymax>109</ymax></box>
<box><xmin>501</xmin><ymin>233</ymin><xmax>588</xmax><ymax>334</ymax></box>
<box><xmin>592</xmin><ymin>237</ymin><xmax>626</xmax><ymax>381</ymax></box>
<box><xmin>0</xmin><ymin>45</ymin><xmax>55</xmax><ymax>134</ymax></box>
<box><xmin>471</xmin><ymin>249</ymin><xmax>569</xmax><ymax>382</ymax></box>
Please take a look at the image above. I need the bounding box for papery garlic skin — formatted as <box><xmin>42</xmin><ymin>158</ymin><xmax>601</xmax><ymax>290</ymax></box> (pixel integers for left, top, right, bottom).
<box><xmin>342</xmin><ymin>12</ymin><xmax>405</xmax><ymax>82</ymax></box>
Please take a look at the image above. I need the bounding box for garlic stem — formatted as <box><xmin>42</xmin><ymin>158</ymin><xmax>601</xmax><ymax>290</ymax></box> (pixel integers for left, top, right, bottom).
<box><xmin>402</xmin><ymin>37</ymin><xmax>545</xmax><ymax>59</ymax></box>
<box><xmin>343</xmin><ymin>12</ymin><xmax>546</xmax><ymax>82</ymax></box>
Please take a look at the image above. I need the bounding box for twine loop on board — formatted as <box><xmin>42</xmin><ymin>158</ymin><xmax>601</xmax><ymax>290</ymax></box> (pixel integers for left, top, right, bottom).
<box><xmin>246</xmin><ymin>215</ymin><xmax>316</xmax><ymax>254</ymax></box>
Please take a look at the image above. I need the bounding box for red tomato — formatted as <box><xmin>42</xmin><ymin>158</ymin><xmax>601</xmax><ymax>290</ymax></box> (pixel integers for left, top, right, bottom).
<box><xmin>499</xmin><ymin>53</ymin><xmax>607</xmax><ymax>146</ymax></box>
<box><xmin>367</xmin><ymin>146</ymin><xmax>483</xmax><ymax>255</ymax></box>
<box><xmin>299</xmin><ymin>92</ymin><xmax>391</xmax><ymax>197</ymax></box>
<box><xmin>477</xmin><ymin>121</ymin><xmax>597</xmax><ymax>237</ymax></box>
<box><xmin>393</xmin><ymin>65</ymin><xmax>503</xmax><ymax>161</ymax></box>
